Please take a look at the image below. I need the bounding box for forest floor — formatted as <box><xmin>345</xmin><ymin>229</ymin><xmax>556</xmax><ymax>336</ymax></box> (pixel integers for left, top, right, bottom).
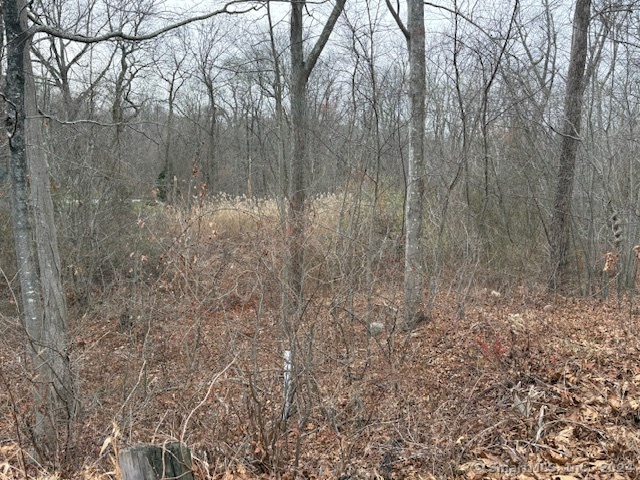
<box><xmin>1</xmin><ymin>200</ymin><xmax>640</xmax><ymax>479</ymax></box>
<box><xmin>2</xmin><ymin>283</ymin><xmax>640</xmax><ymax>479</ymax></box>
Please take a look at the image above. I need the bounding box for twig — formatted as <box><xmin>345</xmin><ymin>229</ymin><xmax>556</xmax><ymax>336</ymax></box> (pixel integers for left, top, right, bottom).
<box><xmin>535</xmin><ymin>405</ymin><xmax>546</xmax><ymax>442</ymax></box>
<box><xmin>180</xmin><ymin>357</ymin><xmax>236</xmax><ymax>443</ymax></box>
<box><xmin>0</xmin><ymin>366</ymin><xmax>28</xmax><ymax>479</ymax></box>
<box><xmin>117</xmin><ymin>359</ymin><xmax>147</xmax><ymax>418</ymax></box>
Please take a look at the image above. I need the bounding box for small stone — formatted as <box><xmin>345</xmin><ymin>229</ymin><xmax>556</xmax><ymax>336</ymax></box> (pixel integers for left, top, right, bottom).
<box><xmin>368</xmin><ymin>322</ymin><xmax>385</xmax><ymax>336</ymax></box>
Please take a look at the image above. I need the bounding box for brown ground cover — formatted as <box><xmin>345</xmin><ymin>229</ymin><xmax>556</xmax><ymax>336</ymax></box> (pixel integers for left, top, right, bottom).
<box><xmin>1</xmin><ymin>199</ymin><xmax>640</xmax><ymax>479</ymax></box>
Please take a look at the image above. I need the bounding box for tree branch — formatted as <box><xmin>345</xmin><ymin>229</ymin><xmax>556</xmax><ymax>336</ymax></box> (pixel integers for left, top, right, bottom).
<box><xmin>385</xmin><ymin>0</ymin><xmax>409</xmax><ymax>41</ymax></box>
<box><xmin>27</xmin><ymin>1</ymin><xmax>257</xmax><ymax>44</ymax></box>
<box><xmin>303</xmin><ymin>0</ymin><xmax>348</xmax><ymax>81</ymax></box>
<box><xmin>424</xmin><ymin>1</ymin><xmax>499</xmax><ymax>42</ymax></box>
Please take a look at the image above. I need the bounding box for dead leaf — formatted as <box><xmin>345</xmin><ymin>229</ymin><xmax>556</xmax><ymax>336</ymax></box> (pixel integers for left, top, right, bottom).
<box><xmin>545</xmin><ymin>448</ymin><xmax>571</xmax><ymax>465</ymax></box>
<box><xmin>607</xmin><ymin>391</ymin><xmax>622</xmax><ymax>413</ymax></box>
<box><xmin>99</xmin><ymin>436</ymin><xmax>112</xmax><ymax>456</ymax></box>
<box><xmin>554</xmin><ymin>426</ymin><xmax>575</xmax><ymax>446</ymax></box>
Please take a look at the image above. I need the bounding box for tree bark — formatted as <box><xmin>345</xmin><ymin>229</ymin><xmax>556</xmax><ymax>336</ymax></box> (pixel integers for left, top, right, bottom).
<box><xmin>24</xmin><ymin>17</ymin><xmax>77</xmax><ymax>442</ymax></box>
<box><xmin>4</xmin><ymin>0</ymin><xmax>75</xmax><ymax>462</ymax></box>
<box><xmin>287</xmin><ymin>0</ymin><xmax>307</xmax><ymax>318</ymax></box>
<box><xmin>5</xmin><ymin>0</ymin><xmax>50</xmax><ymax>460</ymax></box>
<box><xmin>403</xmin><ymin>0</ymin><xmax>427</xmax><ymax>328</ymax></box>
<box><xmin>281</xmin><ymin>0</ymin><xmax>346</xmax><ymax>426</ymax></box>
<box><xmin>119</xmin><ymin>443</ymin><xmax>194</xmax><ymax>480</ymax></box>
<box><xmin>286</xmin><ymin>0</ymin><xmax>347</xmax><ymax>321</ymax></box>
<box><xmin>548</xmin><ymin>0</ymin><xmax>591</xmax><ymax>292</ymax></box>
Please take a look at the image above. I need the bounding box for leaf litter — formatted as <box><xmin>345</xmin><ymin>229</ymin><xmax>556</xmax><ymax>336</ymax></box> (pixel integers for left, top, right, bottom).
<box><xmin>2</xmin><ymin>241</ymin><xmax>640</xmax><ymax>479</ymax></box>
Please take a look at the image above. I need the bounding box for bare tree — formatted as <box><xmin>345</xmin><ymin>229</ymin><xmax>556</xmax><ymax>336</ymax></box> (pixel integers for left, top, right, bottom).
<box><xmin>548</xmin><ymin>0</ymin><xmax>592</xmax><ymax>291</ymax></box>
<box><xmin>286</xmin><ymin>0</ymin><xmax>347</xmax><ymax>321</ymax></box>
<box><xmin>386</xmin><ymin>0</ymin><xmax>426</xmax><ymax>328</ymax></box>
<box><xmin>4</xmin><ymin>0</ymin><xmax>75</xmax><ymax>462</ymax></box>
<box><xmin>192</xmin><ymin>19</ymin><xmax>232</xmax><ymax>194</ymax></box>
<box><xmin>3</xmin><ymin>0</ymin><xmax>251</xmax><ymax>463</ymax></box>
<box><xmin>403</xmin><ymin>0</ymin><xmax>427</xmax><ymax>328</ymax></box>
<box><xmin>155</xmin><ymin>33</ymin><xmax>191</xmax><ymax>202</ymax></box>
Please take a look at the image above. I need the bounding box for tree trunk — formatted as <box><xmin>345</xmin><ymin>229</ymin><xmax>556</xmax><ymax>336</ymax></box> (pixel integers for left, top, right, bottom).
<box><xmin>281</xmin><ymin>0</ymin><xmax>346</xmax><ymax>426</ymax></box>
<box><xmin>404</xmin><ymin>0</ymin><xmax>427</xmax><ymax>328</ymax></box>
<box><xmin>24</xmin><ymin>19</ymin><xmax>77</xmax><ymax>444</ymax></box>
<box><xmin>119</xmin><ymin>443</ymin><xmax>194</xmax><ymax>480</ymax></box>
<box><xmin>285</xmin><ymin>0</ymin><xmax>347</xmax><ymax>323</ymax></box>
<box><xmin>159</xmin><ymin>91</ymin><xmax>175</xmax><ymax>202</ymax></box>
<box><xmin>206</xmin><ymin>84</ymin><xmax>218</xmax><ymax>193</ymax></box>
<box><xmin>4</xmin><ymin>0</ymin><xmax>46</xmax><ymax>454</ymax></box>
<box><xmin>4</xmin><ymin>0</ymin><xmax>75</xmax><ymax>462</ymax></box>
<box><xmin>287</xmin><ymin>0</ymin><xmax>307</xmax><ymax>320</ymax></box>
<box><xmin>548</xmin><ymin>0</ymin><xmax>591</xmax><ymax>292</ymax></box>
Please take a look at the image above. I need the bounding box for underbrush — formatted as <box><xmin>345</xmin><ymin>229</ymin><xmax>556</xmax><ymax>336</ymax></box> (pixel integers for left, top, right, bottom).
<box><xmin>1</xmin><ymin>195</ymin><xmax>640</xmax><ymax>479</ymax></box>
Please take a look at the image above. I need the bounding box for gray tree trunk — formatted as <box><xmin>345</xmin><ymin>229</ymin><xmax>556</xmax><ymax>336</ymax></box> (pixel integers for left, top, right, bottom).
<box><xmin>119</xmin><ymin>443</ymin><xmax>194</xmax><ymax>480</ymax></box>
<box><xmin>159</xmin><ymin>87</ymin><xmax>176</xmax><ymax>202</ymax></box>
<box><xmin>4</xmin><ymin>0</ymin><xmax>47</xmax><ymax>454</ymax></box>
<box><xmin>24</xmin><ymin>22</ymin><xmax>77</xmax><ymax>445</ymax></box>
<box><xmin>286</xmin><ymin>0</ymin><xmax>347</xmax><ymax>322</ymax></box>
<box><xmin>282</xmin><ymin>0</ymin><xmax>346</xmax><ymax>426</ymax></box>
<box><xmin>287</xmin><ymin>0</ymin><xmax>307</xmax><ymax>320</ymax></box>
<box><xmin>548</xmin><ymin>0</ymin><xmax>591</xmax><ymax>292</ymax></box>
<box><xmin>4</xmin><ymin>0</ymin><xmax>75</xmax><ymax>462</ymax></box>
<box><xmin>403</xmin><ymin>0</ymin><xmax>427</xmax><ymax>328</ymax></box>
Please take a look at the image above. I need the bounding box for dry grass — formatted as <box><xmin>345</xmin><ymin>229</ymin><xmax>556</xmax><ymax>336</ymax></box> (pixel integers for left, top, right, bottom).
<box><xmin>1</xmin><ymin>196</ymin><xmax>640</xmax><ymax>479</ymax></box>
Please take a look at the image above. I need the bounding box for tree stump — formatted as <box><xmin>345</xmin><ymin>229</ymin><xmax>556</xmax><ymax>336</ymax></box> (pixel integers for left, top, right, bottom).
<box><xmin>119</xmin><ymin>442</ymin><xmax>194</xmax><ymax>480</ymax></box>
